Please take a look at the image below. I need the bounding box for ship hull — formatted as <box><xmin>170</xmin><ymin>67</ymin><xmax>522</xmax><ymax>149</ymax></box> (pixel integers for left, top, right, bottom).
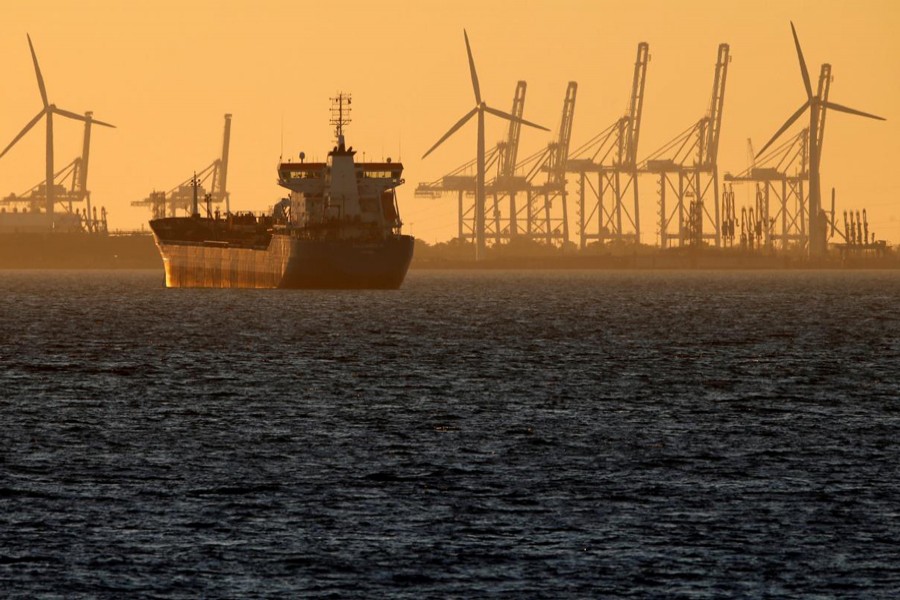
<box><xmin>155</xmin><ymin>234</ymin><xmax>414</xmax><ymax>289</ymax></box>
<box><xmin>0</xmin><ymin>231</ymin><xmax>162</xmax><ymax>269</ymax></box>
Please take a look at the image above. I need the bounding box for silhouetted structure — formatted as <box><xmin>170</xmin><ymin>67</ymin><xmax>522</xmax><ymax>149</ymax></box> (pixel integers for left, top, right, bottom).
<box><xmin>0</xmin><ymin>34</ymin><xmax>114</xmax><ymax>233</ymax></box>
<box><xmin>567</xmin><ymin>42</ymin><xmax>648</xmax><ymax>248</ymax></box>
<box><xmin>755</xmin><ymin>22</ymin><xmax>884</xmax><ymax>257</ymax></box>
<box><xmin>421</xmin><ymin>30</ymin><xmax>548</xmax><ymax>260</ymax></box>
<box><xmin>642</xmin><ymin>43</ymin><xmax>730</xmax><ymax>248</ymax></box>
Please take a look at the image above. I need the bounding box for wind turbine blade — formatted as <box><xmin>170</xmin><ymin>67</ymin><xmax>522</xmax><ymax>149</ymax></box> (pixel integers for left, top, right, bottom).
<box><xmin>463</xmin><ymin>30</ymin><xmax>482</xmax><ymax>105</ymax></box>
<box><xmin>483</xmin><ymin>105</ymin><xmax>550</xmax><ymax>132</ymax></box>
<box><xmin>823</xmin><ymin>101</ymin><xmax>886</xmax><ymax>121</ymax></box>
<box><xmin>26</xmin><ymin>34</ymin><xmax>49</xmax><ymax>108</ymax></box>
<box><xmin>0</xmin><ymin>108</ymin><xmax>46</xmax><ymax>160</ymax></box>
<box><xmin>52</xmin><ymin>107</ymin><xmax>117</xmax><ymax>128</ymax></box>
<box><xmin>756</xmin><ymin>101</ymin><xmax>809</xmax><ymax>159</ymax></box>
<box><xmin>422</xmin><ymin>107</ymin><xmax>478</xmax><ymax>159</ymax></box>
<box><xmin>790</xmin><ymin>22</ymin><xmax>813</xmax><ymax>100</ymax></box>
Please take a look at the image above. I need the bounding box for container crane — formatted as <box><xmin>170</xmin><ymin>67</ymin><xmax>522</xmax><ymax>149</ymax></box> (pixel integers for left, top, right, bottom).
<box><xmin>509</xmin><ymin>81</ymin><xmax>577</xmax><ymax>246</ymax></box>
<box><xmin>567</xmin><ymin>42</ymin><xmax>649</xmax><ymax>248</ymax></box>
<box><xmin>725</xmin><ymin>128</ymin><xmax>809</xmax><ymax>251</ymax></box>
<box><xmin>643</xmin><ymin>43</ymin><xmax>730</xmax><ymax>248</ymax></box>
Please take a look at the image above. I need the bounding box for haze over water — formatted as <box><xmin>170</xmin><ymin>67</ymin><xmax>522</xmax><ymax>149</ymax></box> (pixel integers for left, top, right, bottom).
<box><xmin>1</xmin><ymin>270</ymin><xmax>899</xmax><ymax>597</ymax></box>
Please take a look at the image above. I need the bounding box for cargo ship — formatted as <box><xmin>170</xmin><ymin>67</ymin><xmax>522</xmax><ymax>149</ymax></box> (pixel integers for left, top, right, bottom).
<box><xmin>149</xmin><ymin>94</ymin><xmax>414</xmax><ymax>289</ymax></box>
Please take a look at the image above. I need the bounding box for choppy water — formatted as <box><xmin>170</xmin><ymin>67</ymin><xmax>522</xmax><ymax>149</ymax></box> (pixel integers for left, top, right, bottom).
<box><xmin>1</xmin><ymin>269</ymin><xmax>899</xmax><ymax>598</ymax></box>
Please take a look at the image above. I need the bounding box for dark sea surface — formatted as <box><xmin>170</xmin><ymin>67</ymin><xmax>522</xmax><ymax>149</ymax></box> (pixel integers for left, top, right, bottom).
<box><xmin>1</xmin><ymin>269</ymin><xmax>899</xmax><ymax>598</ymax></box>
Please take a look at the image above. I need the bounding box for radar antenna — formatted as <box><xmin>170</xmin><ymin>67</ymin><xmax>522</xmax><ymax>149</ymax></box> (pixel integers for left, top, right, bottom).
<box><xmin>330</xmin><ymin>92</ymin><xmax>352</xmax><ymax>147</ymax></box>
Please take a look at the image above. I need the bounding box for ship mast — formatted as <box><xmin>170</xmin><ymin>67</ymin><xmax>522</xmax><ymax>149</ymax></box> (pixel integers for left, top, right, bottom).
<box><xmin>330</xmin><ymin>92</ymin><xmax>352</xmax><ymax>150</ymax></box>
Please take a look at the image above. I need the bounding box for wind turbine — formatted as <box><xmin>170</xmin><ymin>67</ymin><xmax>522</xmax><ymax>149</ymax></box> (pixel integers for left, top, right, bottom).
<box><xmin>0</xmin><ymin>34</ymin><xmax>115</xmax><ymax>217</ymax></box>
<box><xmin>422</xmin><ymin>30</ymin><xmax>548</xmax><ymax>260</ymax></box>
<box><xmin>756</xmin><ymin>21</ymin><xmax>884</xmax><ymax>257</ymax></box>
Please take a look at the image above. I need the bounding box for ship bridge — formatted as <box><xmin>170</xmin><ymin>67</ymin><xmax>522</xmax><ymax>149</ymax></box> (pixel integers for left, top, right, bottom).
<box><xmin>278</xmin><ymin>161</ymin><xmax>404</xmax><ymax>193</ymax></box>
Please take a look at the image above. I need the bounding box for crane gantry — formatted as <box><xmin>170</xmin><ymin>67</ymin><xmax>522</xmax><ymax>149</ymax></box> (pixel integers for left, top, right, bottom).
<box><xmin>725</xmin><ymin>128</ymin><xmax>810</xmax><ymax>251</ymax></box>
<box><xmin>516</xmin><ymin>81</ymin><xmax>577</xmax><ymax>246</ymax></box>
<box><xmin>567</xmin><ymin>42</ymin><xmax>649</xmax><ymax>248</ymax></box>
<box><xmin>643</xmin><ymin>43</ymin><xmax>730</xmax><ymax>248</ymax></box>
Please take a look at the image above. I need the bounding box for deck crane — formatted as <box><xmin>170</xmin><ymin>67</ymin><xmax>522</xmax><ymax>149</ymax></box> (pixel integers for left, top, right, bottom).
<box><xmin>567</xmin><ymin>42</ymin><xmax>648</xmax><ymax>248</ymax></box>
<box><xmin>132</xmin><ymin>114</ymin><xmax>232</xmax><ymax>219</ymax></box>
<box><xmin>643</xmin><ymin>43</ymin><xmax>730</xmax><ymax>248</ymax></box>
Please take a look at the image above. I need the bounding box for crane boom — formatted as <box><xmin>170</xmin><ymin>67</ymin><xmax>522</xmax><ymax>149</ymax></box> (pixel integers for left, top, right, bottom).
<box><xmin>625</xmin><ymin>42</ymin><xmax>649</xmax><ymax>166</ymax></box>
<box><xmin>704</xmin><ymin>43</ymin><xmax>730</xmax><ymax>166</ymax></box>
<box><xmin>211</xmin><ymin>113</ymin><xmax>232</xmax><ymax>210</ymax></box>
<box><xmin>501</xmin><ymin>81</ymin><xmax>527</xmax><ymax>179</ymax></box>
<box><xmin>548</xmin><ymin>82</ymin><xmax>577</xmax><ymax>185</ymax></box>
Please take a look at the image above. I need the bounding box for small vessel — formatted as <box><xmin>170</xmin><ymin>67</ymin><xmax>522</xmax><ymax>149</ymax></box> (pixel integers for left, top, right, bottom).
<box><xmin>149</xmin><ymin>94</ymin><xmax>414</xmax><ymax>289</ymax></box>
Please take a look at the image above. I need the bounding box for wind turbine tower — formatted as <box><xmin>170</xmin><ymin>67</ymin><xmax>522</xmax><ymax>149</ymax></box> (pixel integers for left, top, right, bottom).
<box><xmin>422</xmin><ymin>30</ymin><xmax>548</xmax><ymax>260</ymax></box>
<box><xmin>755</xmin><ymin>22</ymin><xmax>885</xmax><ymax>257</ymax></box>
<box><xmin>0</xmin><ymin>34</ymin><xmax>115</xmax><ymax>218</ymax></box>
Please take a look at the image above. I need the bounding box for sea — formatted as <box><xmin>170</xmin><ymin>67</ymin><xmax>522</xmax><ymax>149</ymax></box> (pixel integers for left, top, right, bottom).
<box><xmin>1</xmin><ymin>269</ymin><xmax>899</xmax><ymax>598</ymax></box>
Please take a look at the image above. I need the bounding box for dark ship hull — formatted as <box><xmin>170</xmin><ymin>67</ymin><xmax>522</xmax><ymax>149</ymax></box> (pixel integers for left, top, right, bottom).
<box><xmin>0</xmin><ymin>231</ymin><xmax>162</xmax><ymax>269</ymax></box>
<box><xmin>152</xmin><ymin>224</ymin><xmax>414</xmax><ymax>289</ymax></box>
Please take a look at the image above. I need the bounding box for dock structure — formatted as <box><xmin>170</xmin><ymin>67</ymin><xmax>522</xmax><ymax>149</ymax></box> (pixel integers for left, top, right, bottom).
<box><xmin>401</xmin><ymin>23</ymin><xmax>890</xmax><ymax>258</ymax></box>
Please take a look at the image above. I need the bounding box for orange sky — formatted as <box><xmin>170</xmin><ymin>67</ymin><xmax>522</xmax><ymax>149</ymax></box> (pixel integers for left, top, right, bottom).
<box><xmin>1</xmin><ymin>0</ymin><xmax>898</xmax><ymax>244</ymax></box>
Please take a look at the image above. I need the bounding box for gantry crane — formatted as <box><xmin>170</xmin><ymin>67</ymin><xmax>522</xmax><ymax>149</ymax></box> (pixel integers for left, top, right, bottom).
<box><xmin>132</xmin><ymin>114</ymin><xmax>232</xmax><ymax>219</ymax></box>
<box><xmin>643</xmin><ymin>43</ymin><xmax>730</xmax><ymax>248</ymax></box>
<box><xmin>520</xmin><ymin>80</ymin><xmax>577</xmax><ymax>245</ymax></box>
<box><xmin>567</xmin><ymin>42</ymin><xmax>648</xmax><ymax>248</ymax></box>
<box><xmin>725</xmin><ymin>128</ymin><xmax>810</xmax><ymax>251</ymax></box>
<box><xmin>491</xmin><ymin>81</ymin><xmax>530</xmax><ymax>242</ymax></box>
